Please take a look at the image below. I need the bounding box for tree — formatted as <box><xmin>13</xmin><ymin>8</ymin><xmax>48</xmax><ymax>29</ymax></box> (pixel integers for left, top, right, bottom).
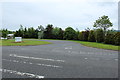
<box><xmin>19</xmin><ymin>25</ymin><xmax>24</xmax><ymax>37</ymax></box>
<box><xmin>23</xmin><ymin>27</ymin><xmax>28</xmax><ymax>38</ymax></box>
<box><xmin>75</xmin><ymin>28</ymin><xmax>79</xmax><ymax>40</ymax></box>
<box><xmin>63</xmin><ymin>27</ymin><xmax>76</xmax><ymax>40</ymax></box>
<box><xmin>52</xmin><ymin>27</ymin><xmax>64</xmax><ymax>39</ymax></box>
<box><xmin>58</xmin><ymin>28</ymin><xmax>64</xmax><ymax>39</ymax></box>
<box><xmin>2</xmin><ymin>29</ymin><xmax>8</xmax><ymax>38</ymax></box>
<box><xmin>78</xmin><ymin>32</ymin><xmax>84</xmax><ymax>41</ymax></box>
<box><xmin>44</xmin><ymin>24</ymin><xmax>53</xmax><ymax>39</ymax></box>
<box><xmin>93</xmin><ymin>15</ymin><xmax>113</xmax><ymax>37</ymax></box>
<box><xmin>88</xmin><ymin>30</ymin><xmax>96</xmax><ymax>42</ymax></box>
<box><xmin>37</xmin><ymin>25</ymin><xmax>44</xmax><ymax>39</ymax></box>
<box><xmin>82</xmin><ymin>31</ymin><xmax>89</xmax><ymax>41</ymax></box>
<box><xmin>95</xmin><ymin>29</ymin><xmax>104</xmax><ymax>43</ymax></box>
<box><xmin>52</xmin><ymin>27</ymin><xmax>60</xmax><ymax>39</ymax></box>
<box><xmin>93</xmin><ymin>15</ymin><xmax>113</xmax><ymax>31</ymax></box>
<box><xmin>28</xmin><ymin>27</ymin><xmax>36</xmax><ymax>38</ymax></box>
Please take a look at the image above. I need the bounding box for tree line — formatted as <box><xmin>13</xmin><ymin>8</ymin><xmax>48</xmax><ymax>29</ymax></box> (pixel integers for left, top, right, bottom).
<box><xmin>1</xmin><ymin>15</ymin><xmax>120</xmax><ymax>45</ymax></box>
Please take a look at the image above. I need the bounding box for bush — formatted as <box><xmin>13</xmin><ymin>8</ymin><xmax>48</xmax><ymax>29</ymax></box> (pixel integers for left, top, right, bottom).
<box><xmin>104</xmin><ymin>33</ymin><xmax>115</xmax><ymax>44</ymax></box>
<box><xmin>114</xmin><ymin>32</ymin><xmax>120</xmax><ymax>45</ymax></box>
<box><xmin>88</xmin><ymin>30</ymin><xmax>96</xmax><ymax>42</ymax></box>
<box><xmin>78</xmin><ymin>32</ymin><xmax>84</xmax><ymax>41</ymax></box>
<box><xmin>82</xmin><ymin>31</ymin><xmax>89</xmax><ymax>41</ymax></box>
<box><xmin>95</xmin><ymin>29</ymin><xmax>104</xmax><ymax>43</ymax></box>
<box><xmin>63</xmin><ymin>27</ymin><xmax>76</xmax><ymax>40</ymax></box>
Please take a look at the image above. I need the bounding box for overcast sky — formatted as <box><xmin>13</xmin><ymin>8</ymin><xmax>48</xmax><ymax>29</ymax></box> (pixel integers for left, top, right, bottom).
<box><xmin>0</xmin><ymin>0</ymin><xmax>119</xmax><ymax>31</ymax></box>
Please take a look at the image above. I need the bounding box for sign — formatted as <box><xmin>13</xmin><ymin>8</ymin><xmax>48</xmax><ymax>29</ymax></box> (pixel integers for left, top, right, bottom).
<box><xmin>15</xmin><ymin>37</ymin><xmax>22</xmax><ymax>42</ymax></box>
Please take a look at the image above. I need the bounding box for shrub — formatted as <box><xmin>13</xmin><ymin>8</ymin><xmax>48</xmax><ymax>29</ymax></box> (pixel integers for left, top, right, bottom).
<box><xmin>114</xmin><ymin>32</ymin><xmax>120</xmax><ymax>45</ymax></box>
<box><xmin>104</xmin><ymin>33</ymin><xmax>115</xmax><ymax>44</ymax></box>
<box><xmin>88</xmin><ymin>30</ymin><xmax>96</xmax><ymax>42</ymax></box>
<box><xmin>82</xmin><ymin>31</ymin><xmax>89</xmax><ymax>41</ymax></box>
<box><xmin>63</xmin><ymin>27</ymin><xmax>76</xmax><ymax>40</ymax></box>
<box><xmin>95</xmin><ymin>29</ymin><xmax>104</xmax><ymax>43</ymax></box>
<box><xmin>78</xmin><ymin>32</ymin><xmax>84</xmax><ymax>41</ymax></box>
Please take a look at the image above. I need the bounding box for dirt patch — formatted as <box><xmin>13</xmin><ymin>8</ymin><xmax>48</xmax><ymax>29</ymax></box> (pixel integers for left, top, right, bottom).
<box><xmin>12</xmin><ymin>41</ymin><xmax>25</xmax><ymax>43</ymax></box>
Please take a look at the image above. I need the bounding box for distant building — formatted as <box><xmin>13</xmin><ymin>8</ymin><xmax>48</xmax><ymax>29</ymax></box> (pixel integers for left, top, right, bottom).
<box><xmin>7</xmin><ymin>34</ymin><xmax>14</xmax><ymax>39</ymax></box>
<box><xmin>0</xmin><ymin>37</ymin><xmax>7</xmax><ymax>39</ymax></box>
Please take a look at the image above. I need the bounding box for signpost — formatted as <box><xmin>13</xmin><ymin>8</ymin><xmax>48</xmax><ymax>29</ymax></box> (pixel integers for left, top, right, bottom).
<box><xmin>15</xmin><ymin>37</ymin><xmax>22</xmax><ymax>42</ymax></box>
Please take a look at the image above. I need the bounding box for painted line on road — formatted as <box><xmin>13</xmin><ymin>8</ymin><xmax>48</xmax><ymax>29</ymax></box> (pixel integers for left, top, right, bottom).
<box><xmin>3</xmin><ymin>59</ymin><xmax>62</xmax><ymax>68</ymax></box>
<box><xmin>0</xmin><ymin>68</ymin><xmax>44</xmax><ymax>78</ymax></box>
<box><xmin>84</xmin><ymin>58</ymin><xmax>88</xmax><ymax>60</ymax></box>
<box><xmin>114</xmin><ymin>59</ymin><xmax>118</xmax><ymax>61</ymax></box>
<box><xmin>9</xmin><ymin>54</ymin><xmax>65</xmax><ymax>62</ymax></box>
<box><xmin>65</xmin><ymin>46</ymin><xmax>72</xmax><ymax>50</ymax></box>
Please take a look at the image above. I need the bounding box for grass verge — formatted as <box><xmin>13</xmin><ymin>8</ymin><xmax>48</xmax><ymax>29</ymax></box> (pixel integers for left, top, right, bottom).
<box><xmin>0</xmin><ymin>39</ymin><xmax>51</xmax><ymax>46</ymax></box>
<box><xmin>40</xmin><ymin>39</ymin><xmax>119</xmax><ymax>51</ymax></box>
<box><xmin>70</xmin><ymin>40</ymin><xmax>119</xmax><ymax>51</ymax></box>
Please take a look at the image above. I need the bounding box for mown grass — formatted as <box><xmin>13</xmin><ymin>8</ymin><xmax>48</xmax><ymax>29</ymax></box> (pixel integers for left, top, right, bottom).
<box><xmin>40</xmin><ymin>39</ymin><xmax>119</xmax><ymax>51</ymax></box>
<box><xmin>0</xmin><ymin>39</ymin><xmax>51</xmax><ymax>46</ymax></box>
<box><xmin>1</xmin><ymin>39</ymin><xmax>119</xmax><ymax>50</ymax></box>
<box><xmin>70</xmin><ymin>40</ymin><xmax>119</xmax><ymax>51</ymax></box>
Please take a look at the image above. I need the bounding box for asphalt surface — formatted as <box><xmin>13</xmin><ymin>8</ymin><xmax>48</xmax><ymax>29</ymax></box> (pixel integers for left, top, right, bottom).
<box><xmin>1</xmin><ymin>40</ymin><xmax>118</xmax><ymax>78</ymax></box>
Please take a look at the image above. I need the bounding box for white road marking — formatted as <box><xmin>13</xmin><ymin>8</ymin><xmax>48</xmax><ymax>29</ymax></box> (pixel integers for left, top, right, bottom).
<box><xmin>37</xmin><ymin>64</ymin><xmax>62</xmax><ymax>68</ymax></box>
<box><xmin>68</xmin><ymin>51</ymin><xmax>71</xmax><ymax>53</ymax></box>
<box><xmin>65</xmin><ymin>46</ymin><xmax>72</xmax><ymax>50</ymax></box>
<box><xmin>114</xmin><ymin>59</ymin><xmax>118</xmax><ymax>61</ymax></box>
<box><xmin>0</xmin><ymin>68</ymin><xmax>44</xmax><ymax>78</ymax></box>
<box><xmin>9</xmin><ymin>54</ymin><xmax>65</xmax><ymax>62</ymax></box>
<box><xmin>84</xmin><ymin>58</ymin><xmax>88</xmax><ymax>60</ymax></box>
<box><xmin>2</xmin><ymin>59</ymin><xmax>62</xmax><ymax>68</ymax></box>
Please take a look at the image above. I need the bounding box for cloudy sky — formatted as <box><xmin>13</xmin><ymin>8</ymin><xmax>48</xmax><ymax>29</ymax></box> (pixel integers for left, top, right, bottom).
<box><xmin>0</xmin><ymin>0</ymin><xmax>119</xmax><ymax>31</ymax></box>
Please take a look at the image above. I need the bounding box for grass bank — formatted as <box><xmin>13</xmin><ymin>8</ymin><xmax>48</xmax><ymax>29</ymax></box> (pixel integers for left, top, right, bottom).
<box><xmin>70</xmin><ymin>40</ymin><xmax>119</xmax><ymax>51</ymax></box>
<box><xmin>0</xmin><ymin>39</ymin><xmax>51</xmax><ymax>46</ymax></box>
<box><xmin>40</xmin><ymin>39</ymin><xmax>119</xmax><ymax>50</ymax></box>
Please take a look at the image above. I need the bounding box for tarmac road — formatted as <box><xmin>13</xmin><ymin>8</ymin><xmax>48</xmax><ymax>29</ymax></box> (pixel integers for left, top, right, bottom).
<box><xmin>1</xmin><ymin>40</ymin><xmax>118</xmax><ymax>78</ymax></box>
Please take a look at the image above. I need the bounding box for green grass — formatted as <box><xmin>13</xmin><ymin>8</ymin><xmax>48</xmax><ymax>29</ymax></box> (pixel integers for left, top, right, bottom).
<box><xmin>40</xmin><ymin>39</ymin><xmax>119</xmax><ymax>50</ymax></box>
<box><xmin>40</xmin><ymin>39</ymin><xmax>63</xmax><ymax>40</ymax></box>
<box><xmin>70</xmin><ymin>40</ymin><xmax>119</xmax><ymax>51</ymax></box>
<box><xmin>0</xmin><ymin>39</ymin><xmax>52</xmax><ymax>46</ymax></box>
<box><xmin>1</xmin><ymin>39</ymin><xmax>119</xmax><ymax>50</ymax></box>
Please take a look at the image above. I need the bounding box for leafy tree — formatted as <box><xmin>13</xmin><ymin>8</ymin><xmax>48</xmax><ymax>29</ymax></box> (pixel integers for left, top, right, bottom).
<box><xmin>14</xmin><ymin>25</ymin><xmax>24</xmax><ymax>37</ymax></box>
<box><xmin>63</xmin><ymin>27</ymin><xmax>76</xmax><ymax>40</ymax></box>
<box><xmin>78</xmin><ymin>32</ymin><xmax>83</xmax><ymax>41</ymax></box>
<box><xmin>24</xmin><ymin>27</ymin><xmax>29</xmax><ymax>38</ymax></box>
<box><xmin>28</xmin><ymin>27</ymin><xmax>36</xmax><ymax>38</ymax></box>
<box><xmin>82</xmin><ymin>31</ymin><xmax>89</xmax><ymax>41</ymax></box>
<box><xmin>52</xmin><ymin>27</ymin><xmax>60</xmax><ymax>39</ymax></box>
<box><xmin>37</xmin><ymin>25</ymin><xmax>44</xmax><ymax>39</ymax></box>
<box><xmin>95</xmin><ymin>29</ymin><xmax>104</xmax><ymax>43</ymax></box>
<box><xmin>78</xmin><ymin>30</ymin><xmax>89</xmax><ymax>41</ymax></box>
<box><xmin>44</xmin><ymin>24</ymin><xmax>53</xmax><ymax>39</ymax></box>
<box><xmin>88</xmin><ymin>30</ymin><xmax>96</xmax><ymax>42</ymax></box>
<box><xmin>52</xmin><ymin>27</ymin><xmax>64</xmax><ymax>39</ymax></box>
<box><xmin>93</xmin><ymin>15</ymin><xmax>113</xmax><ymax>31</ymax></box>
<box><xmin>58</xmin><ymin>28</ymin><xmax>64</xmax><ymax>39</ymax></box>
<box><xmin>93</xmin><ymin>15</ymin><xmax>113</xmax><ymax>37</ymax></box>
<box><xmin>2</xmin><ymin>29</ymin><xmax>8</xmax><ymax>38</ymax></box>
<box><xmin>19</xmin><ymin>25</ymin><xmax>24</xmax><ymax>37</ymax></box>
<box><xmin>75</xmin><ymin>28</ymin><xmax>80</xmax><ymax>40</ymax></box>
